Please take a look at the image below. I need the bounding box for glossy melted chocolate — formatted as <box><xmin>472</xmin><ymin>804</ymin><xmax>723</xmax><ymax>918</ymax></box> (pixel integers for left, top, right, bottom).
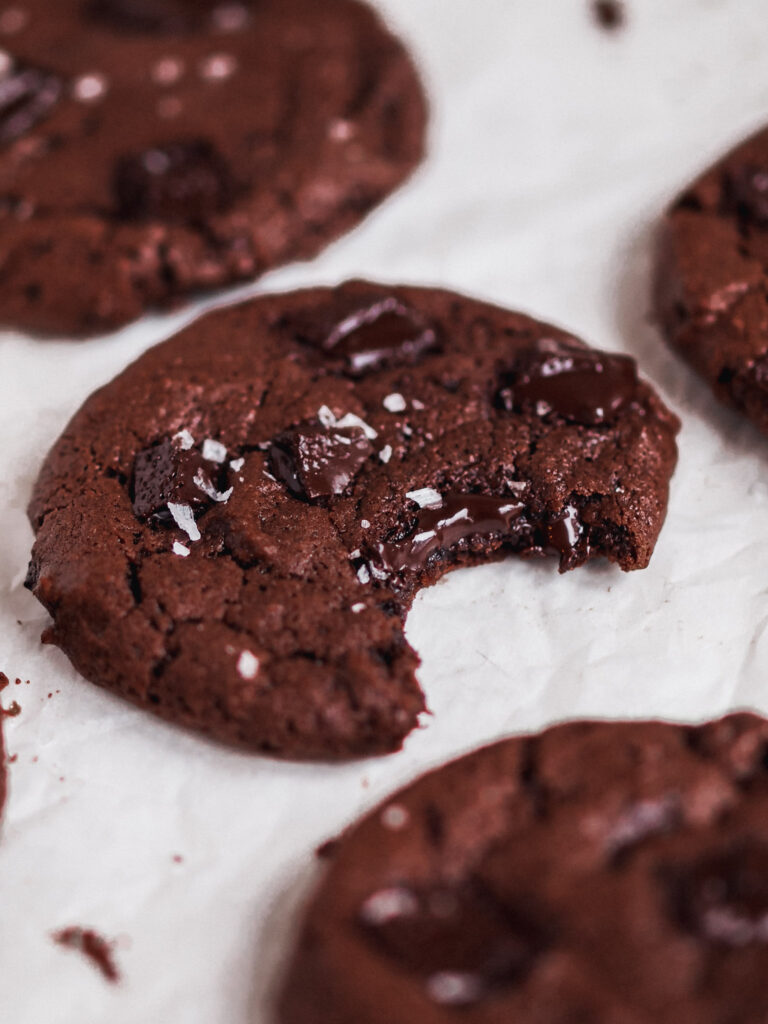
<box><xmin>370</xmin><ymin>493</ymin><xmax>526</xmax><ymax>577</ymax></box>
<box><xmin>500</xmin><ymin>339</ymin><xmax>640</xmax><ymax>426</ymax></box>
<box><xmin>323</xmin><ymin>298</ymin><xmax>440</xmax><ymax>376</ymax></box>
<box><xmin>269</xmin><ymin>423</ymin><xmax>373</xmax><ymax>500</ymax></box>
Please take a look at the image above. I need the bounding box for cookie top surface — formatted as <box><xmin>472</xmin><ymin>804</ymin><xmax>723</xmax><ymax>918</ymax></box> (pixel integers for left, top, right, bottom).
<box><xmin>280</xmin><ymin>714</ymin><xmax>768</xmax><ymax>1024</ymax></box>
<box><xmin>657</xmin><ymin>125</ymin><xmax>768</xmax><ymax>434</ymax></box>
<box><xmin>0</xmin><ymin>0</ymin><xmax>426</xmax><ymax>334</ymax></box>
<box><xmin>27</xmin><ymin>281</ymin><xmax>679</xmax><ymax>759</ymax></box>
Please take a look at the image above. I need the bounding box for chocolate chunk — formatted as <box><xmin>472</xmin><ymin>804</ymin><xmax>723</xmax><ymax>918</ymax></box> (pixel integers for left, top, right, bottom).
<box><xmin>667</xmin><ymin>843</ymin><xmax>768</xmax><ymax>946</ymax></box>
<box><xmin>724</xmin><ymin>165</ymin><xmax>768</xmax><ymax>227</ymax></box>
<box><xmin>0</xmin><ymin>64</ymin><xmax>62</xmax><ymax>147</ymax></box>
<box><xmin>545</xmin><ymin>505</ymin><xmax>589</xmax><ymax>565</ymax></box>
<box><xmin>499</xmin><ymin>340</ymin><xmax>639</xmax><ymax>425</ymax></box>
<box><xmin>114</xmin><ymin>140</ymin><xmax>237</xmax><ymax>222</ymax></box>
<box><xmin>269</xmin><ymin>423</ymin><xmax>374</xmax><ymax>500</ymax></box>
<box><xmin>359</xmin><ymin>883</ymin><xmax>543</xmax><ymax>1006</ymax></box>
<box><xmin>370</xmin><ymin>493</ymin><xmax>526</xmax><ymax>578</ymax></box>
<box><xmin>322</xmin><ymin>298</ymin><xmax>441</xmax><ymax>376</ymax></box>
<box><xmin>85</xmin><ymin>0</ymin><xmax>215</xmax><ymax>35</ymax></box>
<box><xmin>132</xmin><ymin>435</ymin><xmax>221</xmax><ymax>521</ymax></box>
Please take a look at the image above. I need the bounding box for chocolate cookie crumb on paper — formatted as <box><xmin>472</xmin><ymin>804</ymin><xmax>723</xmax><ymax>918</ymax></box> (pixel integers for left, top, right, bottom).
<box><xmin>53</xmin><ymin>927</ymin><xmax>120</xmax><ymax>983</ymax></box>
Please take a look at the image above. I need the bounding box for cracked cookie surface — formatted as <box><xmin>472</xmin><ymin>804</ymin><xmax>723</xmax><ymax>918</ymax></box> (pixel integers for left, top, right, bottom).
<box><xmin>0</xmin><ymin>0</ymin><xmax>426</xmax><ymax>334</ymax></box>
<box><xmin>657</xmin><ymin>125</ymin><xmax>768</xmax><ymax>435</ymax></box>
<box><xmin>280</xmin><ymin>714</ymin><xmax>768</xmax><ymax>1024</ymax></box>
<box><xmin>26</xmin><ymin>281</ymin><xmax>679</xmax><ymax>759</ymax></box>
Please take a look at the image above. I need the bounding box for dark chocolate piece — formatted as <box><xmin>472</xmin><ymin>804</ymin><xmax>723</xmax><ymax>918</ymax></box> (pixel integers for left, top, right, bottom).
<box><xmin>370</xmin><ymin>493</ymin><xmax>526</xmax><ymax>578</ymax></box>
<box><xmin>131</xmin><ymin>435</ymin><xmax>223</xmax><ymax>520</ymax></box>
<box><xmin>0</xmin><ymin>63</ymin><xmax>62</xmax><ymax>147</ymax></box>
<box><xmin>27</xmin><ymin>281</ymin><xmax>678</xmax><ymax>760</ymax></box>
<box><xmin>269</xmin><ymin>423</ymin><xmax>374</xmax><ymax>500</ymax></box>
<box><xmin>114</xmin><ymin>140</ymin><xmax>237</xmax><ymax>223</ymax></box>
<box><xmin>280</xmin><ymin>714</ymin><xmax>768</xmax><ymax>1024</ymax></box>
<box><xmin>323</xmin><ymin>298</ymin><xmax>441</xmax><ymax>376</ymax></box>
<box><xmin>499</xmin><ymin>340</ymin><xmax>639</xmax><ymax>426</ymax></box>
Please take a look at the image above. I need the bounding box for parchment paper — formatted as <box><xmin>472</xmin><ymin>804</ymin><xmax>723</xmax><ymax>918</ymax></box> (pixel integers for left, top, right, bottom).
<box><xmin>3</xmin><ymin>2</ymin><xmax>768</xmax><ymax>1020</ymax></box>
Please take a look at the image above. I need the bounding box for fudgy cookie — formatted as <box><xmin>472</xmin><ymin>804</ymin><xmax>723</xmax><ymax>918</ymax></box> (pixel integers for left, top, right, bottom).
<box><xmin>657</xmin><ymin>125</ymin><xmax>768</xmax><ymax>434</ymax></box>
<box><xmin>280</xmin><ymin>714</ymin><xmax>768</xmax><ymax>1024</ymax></box>
<box><xmin>26</xmin><ymin>281</ymin><xmax>679</xmax><ymax>759</ymax></box>
<box><xmin>0</xmin><ymin>1</ymin><xmax>425</xmax><ymax>334</ymax></box>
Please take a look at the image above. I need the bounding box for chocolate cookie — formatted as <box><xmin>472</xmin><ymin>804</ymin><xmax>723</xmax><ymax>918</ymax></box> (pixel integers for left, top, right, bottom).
<box><xmin>26</xmin><ymin>281</ymin><xmax>679</xmax><ymax>759</ymax></box>
<box><xmin>0</xmin><ymin>1</ymin><xmax>426</xmax><ymax>334</ymax></box>
<box><xmin>657</xmin><ymin>125</ymin><xmax>768</xmax><ymax>435</ymax></box>
<box><xmin>280</xmin><ymin>713</ymin><xmax>768</xmax><ymax>1024</ymax></box>
<box><xmin>0</xmin><ymin>716</ymin><xmax>5</xmax><ymax>823</ymax></box>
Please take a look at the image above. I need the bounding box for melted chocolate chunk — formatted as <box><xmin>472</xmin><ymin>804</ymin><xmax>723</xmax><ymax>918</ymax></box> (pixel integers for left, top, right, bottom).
<box><xmin>724</xmin><ymin>165</ymin><xmax>768</xmax><ymax>228</ymax></box>
<box><xmin>499</xmin><ymin>340</ymin><xmax>639</xmax><ymax>426</ymax></box>
<box><xmin>86</xmin><ymin>0</ymin><xmax>216</xmax><ymax>34</ymax></box>
<box><xmin>113</xmin><ymin>140</ymin><xmax>237</xmax><ymax>223</ymax></box>
<box><xmin>359</xmin><ymin>882</ymin><xmax>543</xmax><ymax>1007</ymax></box>
<box><xmin>545</xmin><ymin>505</ymin><xmax>589</xmax><ymax>564</ymax></box>
<box><xmin>320</xmin><ymin>298</ymin><xmax>441</xmax><ymax>376</ymax></box>
<box><xmin>370</xmin><ymin>493</ymin><xmax>526</xmax><ymax>578</ymax></box>
<box><xmin>0</xmin><ymin>64</ymin><xmax>62</xmax><ymax>148</ymax></box>
<box><xmin>666</xmin><ymin>843</ymin><xmax>768</xmax><ymax>946</ymax></box>
<box><xmin>132</xmin><ymin>436</ymin><xmax>221</xmax><ymax>521</ymax></box>
<box><xmin>269</xmin><ymin>423</ymin><xmax>373</xmax><ymax>500</ymax></box>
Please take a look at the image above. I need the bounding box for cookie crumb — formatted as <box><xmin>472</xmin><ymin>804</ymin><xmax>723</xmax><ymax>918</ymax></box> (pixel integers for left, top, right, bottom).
<box><xmin>1</xmin><ymin>701</ymin><xmax>21</xmax><ymax>718</ymax></box>
<box><xmin>53</xmin><ymin>927</ymin><xmax>120</xmax><ymax>983</ymax></box>
<box><xmin>592</xmin><ymin>0</ymin><xmax>626</xmax><ymax>30</ymax></box>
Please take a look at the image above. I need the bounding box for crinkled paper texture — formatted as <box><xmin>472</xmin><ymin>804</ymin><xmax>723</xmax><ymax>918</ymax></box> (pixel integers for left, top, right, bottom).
<box><xmin>2</xmin><ymin>1</ymin><xmax>768</xmax><ymax>1020</ymax></box>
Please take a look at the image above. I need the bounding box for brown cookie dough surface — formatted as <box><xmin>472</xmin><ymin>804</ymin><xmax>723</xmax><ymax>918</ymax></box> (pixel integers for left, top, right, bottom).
<box><xmin>657</xmin><ymin>125</ymin><xmax>768</xmax><ymax>434</ymax></box>
<box><xmin>0</xmin><ymin>0</ymin><xmax>426</xmax><ymax>334</ymax></box>
<box><xmin>27</xmin><ymin>281</ymin><xmax>679</xmax><ymax>759</ymax></box>
<box><xmin>280</xmin><ymin>714</ymin><xmax>768</xmax><ymax>1024</ymax></box>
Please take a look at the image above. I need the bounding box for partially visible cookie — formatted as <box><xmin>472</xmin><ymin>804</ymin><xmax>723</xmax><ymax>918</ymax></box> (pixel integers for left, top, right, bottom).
<box><xmin>280</xmin><ymin>714</ymin><xmax>768</xmax><ymax>1024</ymax></box>
<box><xmin>0</xmin><ymin>715</ymin><xmax>5</xmax><ymax>822</ymax></box>
<box><xmin>27</xmin><ymin>281</ymin><xmax>678</xmax><ymax>759</ymax></box>
<box><xmin>0</xmin><ymin>0</ymin><xmax>426</xmax><ymax>334</ymax></box>
<box><xmin>657</xmin><ymin>125</ymin><xmax>768</xmax><ymax>434</ymax></box>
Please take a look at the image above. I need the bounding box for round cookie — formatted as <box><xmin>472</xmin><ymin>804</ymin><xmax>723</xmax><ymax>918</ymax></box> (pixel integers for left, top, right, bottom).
<box><xmin>280</xmin><ymin>713</ymin><xmax>768</xmax><ymax>1024</ymax></box>
<box><xmin>0</xmin><ymin>0</ymin><xmax>426</xmax><ymax>334</ymax></box>
<box><xmin>657</xmin><ymin>125</ymin><xmax>768</xmax><ymax>435</ymax></box>
<box><xmin>26</xmin><ymin>281</ymin><xmax>679</xmax><ymax>759</ymax></box>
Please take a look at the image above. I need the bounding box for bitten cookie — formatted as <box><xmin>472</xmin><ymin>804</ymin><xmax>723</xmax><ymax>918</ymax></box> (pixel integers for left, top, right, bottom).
<box><xmin>280</xmin><ymin>714</ymin><xmax>768</xmax><ymax>1024</ymax></box>
<box><xmin>0</xmin><ymin>0</ymin><xmax>426</xmax><ymax>334</ymax></box>
<box><xmin>658</xmin><ymin>125</ymin><xmax>768</xmax><ymax>434</ymax></box>
<box><xmin>26</xmin><ymin>281</ymin><xmax>679</xmax><ymax>759</ymax></box>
